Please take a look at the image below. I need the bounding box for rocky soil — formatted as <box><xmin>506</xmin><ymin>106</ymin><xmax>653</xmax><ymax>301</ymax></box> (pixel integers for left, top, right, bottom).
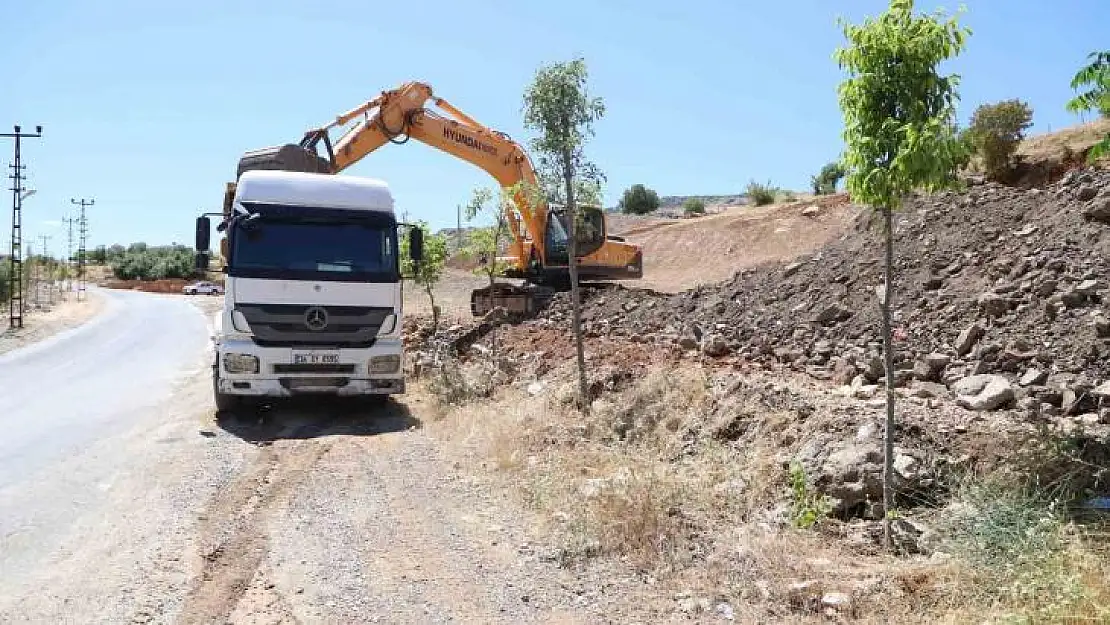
<box><xmin>532</xmin><ymin>168</ymin><xmax>1110</xmax><ymax>421</ymax></box>
<box><xmin>407</xmin><ymin>167</ymin><xmax>1110</xmax><ymax>534</ymax></box>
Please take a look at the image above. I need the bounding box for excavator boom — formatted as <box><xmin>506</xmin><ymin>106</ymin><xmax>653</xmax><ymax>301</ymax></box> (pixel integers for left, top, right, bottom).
<box><xmin>226</xmin><ymin>81</ymin><xmax>643</xmax><ymax>316</ymax></box>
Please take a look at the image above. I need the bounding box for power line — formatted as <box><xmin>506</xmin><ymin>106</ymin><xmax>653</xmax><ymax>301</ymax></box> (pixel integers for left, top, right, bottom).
<box><xmin>3</xmin><ymin>124</ymin><xmax>43</xmax><ymax>329</ymax></box>
<box><xmin>71</xmin><ymin>197</ymin><xmax>93</xmax><ymax>301</ymax></box>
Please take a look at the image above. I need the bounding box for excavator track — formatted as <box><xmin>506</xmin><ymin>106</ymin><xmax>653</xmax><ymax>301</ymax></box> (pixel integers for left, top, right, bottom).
<box><xmin>469</xmin><ymin>282</ymin><xmax>556</xmax><ymax>318</ymax></box>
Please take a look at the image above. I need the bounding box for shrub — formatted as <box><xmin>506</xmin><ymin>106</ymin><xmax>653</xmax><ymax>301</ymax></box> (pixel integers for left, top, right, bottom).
<box><xmin>811</xmin><ymin>162</ymin><xmax>846</xmax><ymax>195</ymax></box>
<box><xmin>109</xmin><ymin>243</ymin><xmax>195</xmax><ymax>280</ymax></box>
<box><xmin>746</xmin><ymin>179</ymin><xmax>777</xmax><ymax>206</ymax></box>
<box><xmin>618</xmin><ymin>184</ymin><xmax>660</xmax><ymax>215</ymax></box>
<box><xmin>967</xmin><ymin>99</ymin><xmax>1034</xmax><ymax>180</ymax></box>
<box><xmin>682</xmin><ymin>198</ymin><xmax>706</xmax><ymax>216</ymax></box>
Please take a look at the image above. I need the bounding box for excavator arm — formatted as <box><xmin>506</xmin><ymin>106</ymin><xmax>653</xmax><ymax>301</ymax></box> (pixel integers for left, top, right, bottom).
<box><xmin>227</xmin><ymin>81</ymin><xmax>643</xmax><ymax>315</ymax></box>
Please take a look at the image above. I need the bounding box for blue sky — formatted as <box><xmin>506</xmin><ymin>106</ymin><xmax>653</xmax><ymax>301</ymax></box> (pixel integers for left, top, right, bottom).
<box><xmin>2</xmin><ymin>0</ymin><xmax>1107</xmax><ymax>250</ymax></box>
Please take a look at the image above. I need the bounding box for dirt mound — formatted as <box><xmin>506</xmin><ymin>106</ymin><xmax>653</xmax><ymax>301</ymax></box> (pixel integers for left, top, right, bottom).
<box><xmin>616</xmin><ymin>193</ymin><xmax>858</xmax><ymax>292</ymax></box>
<box><xmin>535</xmin><ymin>168</ymin><xmax>1110</xmax><ymax>413</ymax></box>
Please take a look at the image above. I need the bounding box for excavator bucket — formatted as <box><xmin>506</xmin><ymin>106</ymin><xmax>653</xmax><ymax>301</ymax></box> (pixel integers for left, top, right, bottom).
<box><xmin>470</xmin><ymin>283</ymin><xmax>554</xmax><ymax>318</ymax></box>
<box><xmin>237</xmin><ymin>144</ymin><xmax>331</xmax><ymax>178</ymax></box>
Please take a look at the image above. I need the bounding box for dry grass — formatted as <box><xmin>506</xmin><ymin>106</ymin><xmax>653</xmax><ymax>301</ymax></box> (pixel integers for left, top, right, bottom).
<box><xmin>424</xmin><ymin>362</ymin><xmax>1110</xmax><ymax>623</ymax></box>
<box><xmin>1017</xmin><ymin>117</ymin><xmax>1110</xmax><ymax>163</ymax></box>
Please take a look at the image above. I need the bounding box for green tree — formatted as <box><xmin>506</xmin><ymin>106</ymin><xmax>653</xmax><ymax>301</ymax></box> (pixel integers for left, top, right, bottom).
<box><xmin>522</xmin><ymin>57</ymin><xmax>605</xmax><ymax>410</ymax></box>
<box><xmin>835</xmin><ymin>0</ymin><xmax>970</xmax><ymax>550</ymax></box>
<box><xmin>463</xmin><ymin>187</ymin><xmax>512</xmax><ymax>290</ymax></box>
<box><xmin>618</xmin><ymin>184</ymin><xmax>660</xmax><ymax>215</ymax></box>
<box><xmin>967</xmin><ymin>99</ymin><xmax>1034</xmax><ymax>180</ymax></box>
<box><xmin>1066</xmin><ymin>50</ymin><xmax>1110</xmax><ymax>163</ymax></box>
<box><xmin>682</xmin><ymin>198</ymin><xmax>706</xmax><ymax>215</ymax></box>
<box><xmin>400</xmin><ymin>220</ymin><xmax>448</xmax><ymax>333</ymax></box>
<box><xmin>812</xmin><ymin>161</ymin><xmax>847</xmax><ymax>195</ymax></box>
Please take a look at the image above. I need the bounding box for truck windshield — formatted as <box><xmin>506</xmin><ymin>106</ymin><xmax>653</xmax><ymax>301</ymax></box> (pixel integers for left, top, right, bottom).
<box><xmin>229</xmin><ymin>219</ymin><xmax>398</xmax><ymax>282</ymax></box>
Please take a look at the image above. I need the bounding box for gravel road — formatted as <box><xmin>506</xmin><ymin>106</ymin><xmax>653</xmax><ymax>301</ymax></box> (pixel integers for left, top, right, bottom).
<box><xmin>0</xmin><ymin>290</ymin><xmax>604</xmax><ymax>624</ymax></box>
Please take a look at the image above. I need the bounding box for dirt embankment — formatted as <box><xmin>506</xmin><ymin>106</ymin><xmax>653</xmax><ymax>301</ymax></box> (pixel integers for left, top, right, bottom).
<box><xmin>0</xmin><ymin>290</ymin><xmax>105</xmax><ymax>356</ymax></box>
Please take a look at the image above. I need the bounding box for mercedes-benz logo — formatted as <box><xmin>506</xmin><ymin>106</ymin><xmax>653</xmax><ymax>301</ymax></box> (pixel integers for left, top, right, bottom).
<box><xmin>304</xmin><ymin>306</ymin><xmax>329</xmax><ymax>331</ymax></box>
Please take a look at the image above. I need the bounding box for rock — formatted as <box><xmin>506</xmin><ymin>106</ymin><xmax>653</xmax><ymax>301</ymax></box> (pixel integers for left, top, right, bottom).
<box><xmin>678</xmin><ymin>336</ymin><xmax>698</xmax><ymax>350</ymax></box>
<box><xmin>891</xmin><ymin>518</ymin><xmax>932</xmax><ymax>555</ymax></box>
<box><xmin>801</xmin><ymin>205</ymin><xmax>820</xmax><ymax>217</ymax></box>
<box><xmin>956</xmin><ymin>323</ymin><xmax>985</xmax><ymax>357</ymax></box>
<box><xmin>1036</xmin><ymin>280</ymin><xmax>1059</xmax><ymax>297</ymax></box>
<box><xmin>701</xmin><ymin>333</ymin><xmax>731</xmax><ymax>357</ymax></box>
<box><xmin>864</xmin><ymin>355</ymin><xmax>885</xmax><ymax>383</ymax></box>
<box><xmin>978</xmin><ymin>292</ymin><xmax>1012</xmax><ymax>317</ymax></box>
<box><xmin>821</xmin><ymin>592</ymin><xmax>852</xmax><ymax>612</ymax></box>
<box><xmin>910</xmin><ymin>381</ymin><xmax>948</xmax><ymax>399</ymax></box>
<box><xmin>1095</xmin><ymin>317</ymin><xmax>1110</xmax><ymax>338</ymax></box>
<box><xmin>893</xmin><ymin>453</ymin><xmax>919</xmax><ymax>481</ymax></box>
<box><xmin>813</xmin><ymin>304</ymin><xmax>852</xmax><ymax>324</ymax></box>
<box><xmin>1061</xmin><ymin>289</ymin><xmax>1087</xmax><ymax>309</ymax></box>
<box><xmin>784</xmin><ymin>261</ymin><xmax>804</xmax><ymax>277</ymax></box>
<box><xmin>818</xmin><ymin>443</ymin><xmax>884</xmax><ymax>516</ymax></box>
<box><xmin>1084</xmin><ymin>197</ymin><xmax>1110</xmax><ymax>224</ymax></box>
<box><xmin>954</xmin><ymin>374</ymin><xmax>1015</xmax><ymax>411</ymax></box>
<box><xmin>925</xmin><ymin>353</ymin><xmax>952</xmax><ymax>370</ymax></box>
<box><xmin>923</xmin><ymin>276</ymin><xmax>945</xmax><ymax>290</ymax></box>
<box><xmin>1077</xmin><ymin>185</ymin><xmax>1099</xmax><ymax>202</ymax></box>
<box><xmin>1077</xmin><ymin>279</ymin><xmax>1102</xmax><ymax>295</ymax></box>
<box><xmin>1019</xmin><ymin>368</ymin><xmax>1049</xmax><ymax>387</ymax></box>
<box><xmin>1091</xmin><ymin>381</ymin><xmax>1110</xmax><ymax>399</ymax></box>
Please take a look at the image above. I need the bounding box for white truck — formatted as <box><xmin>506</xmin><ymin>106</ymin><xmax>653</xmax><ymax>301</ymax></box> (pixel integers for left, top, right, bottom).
<box><xmin>194</xmin><ymin>169</ymin><xmax>423</xmax><ymax>412</ymax></box>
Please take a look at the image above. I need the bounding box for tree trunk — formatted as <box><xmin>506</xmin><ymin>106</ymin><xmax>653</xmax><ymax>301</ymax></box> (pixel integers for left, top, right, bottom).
<box><xmin>426</xmin><ymin>283</ymin><xmax>439</xmax><ymax>334</ymax></box>
<box><xmin>562</xmin><ymin>146</ymin><xmax>589</xmax><ymax>412</ymax></box>
<box><xmin>881</xmin><ymin>203</ymin><xmax>896</xmax><ymax>551</ymax></box>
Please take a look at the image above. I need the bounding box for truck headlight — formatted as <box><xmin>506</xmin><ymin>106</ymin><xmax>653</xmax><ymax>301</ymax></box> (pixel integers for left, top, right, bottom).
<box><xmin>369</xmin><ymin>354</ymin><xmax>400</xmax><ymax>374</ymax></box>
<box><xmin>223</xmin><ymin>353</ymin><xmax>259</xmax><ymax>374</ymax></box>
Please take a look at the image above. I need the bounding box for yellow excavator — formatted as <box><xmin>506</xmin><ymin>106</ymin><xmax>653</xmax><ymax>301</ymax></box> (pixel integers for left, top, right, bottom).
<box><xmin>222</xmin><ymin>81</ymin><xmax>643</xmax><ymax>316</ymax></box>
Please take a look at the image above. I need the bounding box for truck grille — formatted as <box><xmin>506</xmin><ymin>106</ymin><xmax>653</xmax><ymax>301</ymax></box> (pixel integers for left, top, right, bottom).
<box><xmin>273</xmin><ymin>363</ymin><xmax>356</xmax><ymax>374</ymax></box>
<box><xmin>236</xmin><ymin>303</ymin><xmax>393</xmax><ymax>348</ymax></box>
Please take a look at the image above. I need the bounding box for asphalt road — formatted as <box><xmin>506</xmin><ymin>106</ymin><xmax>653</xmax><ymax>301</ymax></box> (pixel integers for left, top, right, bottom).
<box><xmin>0</xmin><ymin>289</ymin><xmax>210</xmax><ymax>579</ymax></box>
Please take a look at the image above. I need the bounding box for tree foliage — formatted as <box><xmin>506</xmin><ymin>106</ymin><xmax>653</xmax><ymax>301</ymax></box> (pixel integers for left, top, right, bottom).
<box><xmin>682</xmin><ymin>198</ymin><xmax>706</xmax><ymax>215</ymax></box>
<box><xmin>812</xmin><ymin>161</ymin><xmax>847</xmax><ymax>195</ymax></box>
<box><xmin>618</xmin><ymin>184</ymin><xmax>660</xmax><ymax>215</ymax></box>
<box><xmin>967</xmin><ymin>99</ymin><xmax>1034</xmax><ymax>180</ymax></box>
<box><xmin>400</xmin><ymin>220</ymin><xmax>448</xmax><ymax>333</ymax></box>
<box><xmin>1066</xmin><ymin>50</ymin><xmax>1110</xmax><ymax>163</ymax></box>
<box><xmin>463</xmin><ymin>186</ymin><xmax>513</xmax><ymax>288</ymax></box>
<box><xmin>835</xmin><ymin>0</ymin><xmax>970</xmax><ymax>550</ymax></box>
<box><xmin>522</xmin><ymin>57</ymin><xmax>605</xmax><ymax>411</ymax></box>
<box><xmin>109</xmin><ymin>243</ymin><xmax>195</xmax><ymax>281</ymax></box>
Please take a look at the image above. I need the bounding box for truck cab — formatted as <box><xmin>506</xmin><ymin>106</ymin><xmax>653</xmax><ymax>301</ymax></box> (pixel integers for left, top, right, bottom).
<box><xmin>195</xmin><ymin>170</ymin><xmax>423</xmax><ymax>412</ymax></box>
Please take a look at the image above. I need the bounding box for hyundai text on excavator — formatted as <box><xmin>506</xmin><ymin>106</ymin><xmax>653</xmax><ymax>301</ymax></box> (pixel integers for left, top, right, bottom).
<box><xmin>225</xmin><ymin>81</ymin><xmax>644</xmax><ymax>316</ymax></box>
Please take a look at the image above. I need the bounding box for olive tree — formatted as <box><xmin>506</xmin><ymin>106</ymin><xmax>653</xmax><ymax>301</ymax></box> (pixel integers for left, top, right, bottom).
<box><xmin>463</xmin><ymin>186</ymin><xmax>512</xmax><ymax>290</ymax></box>
<box><xmin>400</xmin><ymin>220</ymin><xmax>448</xmax><ymax>333</ymax></box>
<box><xmin>522</xmin><ymin>57</ymin><xmax>606</xmax><ymax>410</ymax></box>
<box><xmin>834</xmin><ymin>0</ymin><xmax>970</xmax><ymax>549</ymax></box>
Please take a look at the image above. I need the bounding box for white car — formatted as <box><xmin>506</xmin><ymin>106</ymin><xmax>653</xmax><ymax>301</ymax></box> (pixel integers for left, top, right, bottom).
<box><xmin>183</xmin><ymin>281</ymin><xmax>224</xmax><ymax>295</ymax></box>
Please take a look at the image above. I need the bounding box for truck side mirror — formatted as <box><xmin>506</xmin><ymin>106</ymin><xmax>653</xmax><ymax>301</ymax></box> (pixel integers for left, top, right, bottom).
<box><xmin>194</xmin><ymin>251</ymin><xmax>209</xmax><ymax>275</ymax></box>
<box><xmin>409</xmin><ymin>226</ymin><xmax>424</xmax><ymax>263</ymax></box>
<box><xmin>196</xmin><ymin>216</ymin><xmax>211</xmax><ymax>252</ymax></box>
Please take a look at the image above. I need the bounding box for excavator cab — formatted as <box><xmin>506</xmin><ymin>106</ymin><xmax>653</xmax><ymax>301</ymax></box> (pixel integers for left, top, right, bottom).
<box><xmin>542</xmin><ymin>204</ymin><xmax>606</xmax><ymax>267</ymax></box>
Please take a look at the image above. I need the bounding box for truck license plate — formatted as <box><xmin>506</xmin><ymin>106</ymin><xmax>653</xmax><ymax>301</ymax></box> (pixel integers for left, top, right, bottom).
<box><xmin>292</xmin><ymin>351</ymin><xmax>340</xmax><ymax>365</ymax></box>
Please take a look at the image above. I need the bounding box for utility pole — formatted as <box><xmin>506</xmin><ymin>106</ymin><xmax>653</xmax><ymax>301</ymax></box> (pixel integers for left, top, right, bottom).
<box><xmin>71</xmin><ymin>198</ymin><xmax>93</xmax><ymax>301</ymax></box>
<box><xmin>3</xmin><ymin>124</ymin><xmax>43</xmax><ymax>329</ymax></box>
<box><xmin>63</xmin><ymin>216</ymin><xmax>75</xmax><ymax>299</ymax></box>
<box><xmin>456</xmin><ymin>203</ymin><xmax>462</xmax><ymax>252</ymax></box>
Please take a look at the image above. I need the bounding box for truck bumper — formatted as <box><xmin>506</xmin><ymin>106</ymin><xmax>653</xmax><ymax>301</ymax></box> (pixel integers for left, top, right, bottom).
<box><xmin>215</xmin><ymin>337</ymin><xmax>405</xmax><ymax>398</ymax></box>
